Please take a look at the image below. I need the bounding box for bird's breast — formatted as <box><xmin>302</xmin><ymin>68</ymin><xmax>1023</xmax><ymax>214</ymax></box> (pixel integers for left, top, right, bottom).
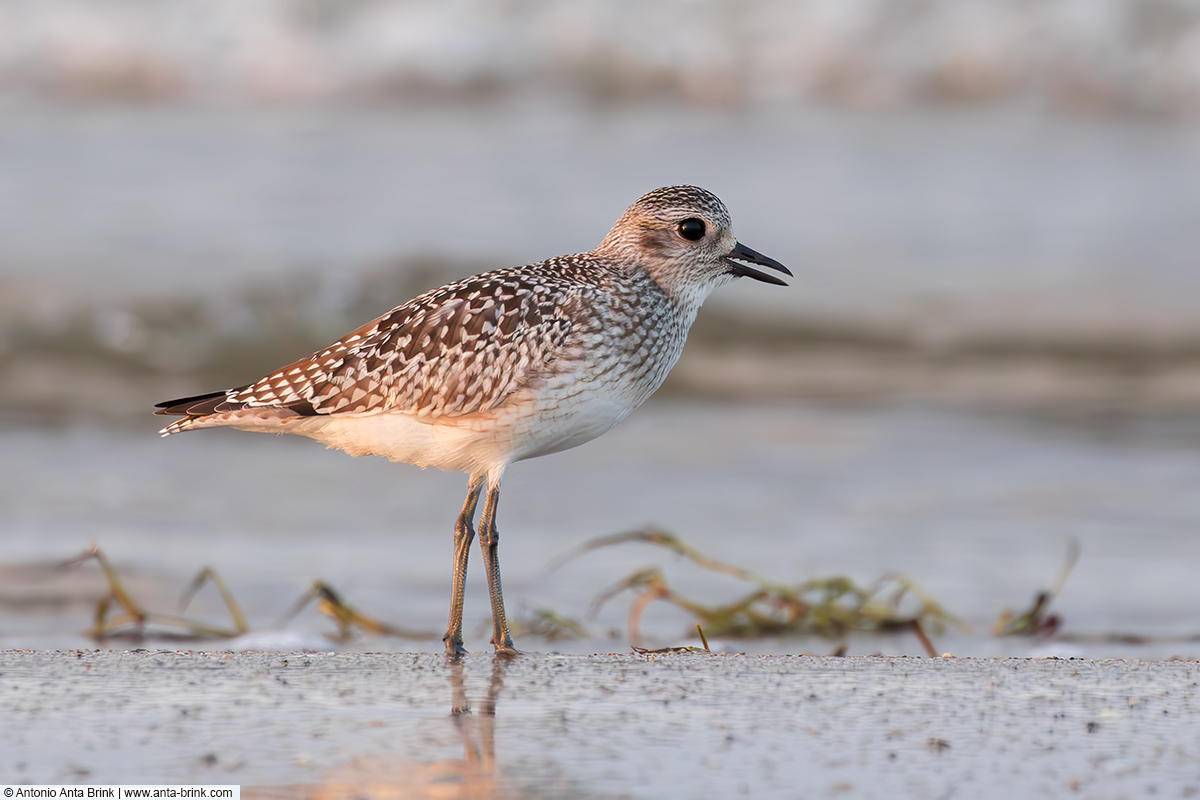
<box><xmin>499</xmin><ymin>304</ymin><xmax>692</xmax><ymax>462</ymax></box>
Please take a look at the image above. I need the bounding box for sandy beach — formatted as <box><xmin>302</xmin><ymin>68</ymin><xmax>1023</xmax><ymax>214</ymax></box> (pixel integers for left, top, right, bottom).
<box><xmin>2</xmin><ymin>649</ymin><xmax>1196</xmax><ymax>797</ymax></box>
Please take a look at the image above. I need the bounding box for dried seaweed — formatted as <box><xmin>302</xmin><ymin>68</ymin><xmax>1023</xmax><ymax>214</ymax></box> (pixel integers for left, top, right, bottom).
<box><xmin>503</xmin><ymin>606</ymin><xmax>588</xmax><ymax>642</ymax></box>
<box><xmin>64</xmin><ymin>545</ymin><xmax>244</xmax><ymax>641</ymax></box>
<box><xmin>65</xmin><ymin>545</ymin><xmax>433</xmax><ymax>643</ymax></box>
<box><xmin>562</xmin><ymin>526</ymin><xmax>962</xmax><ymax>653</ymax></box>
<box><xmin>993</xmin><ymin>538</ymin><xmax>1079</xmax><ymax>637</ymax></box>
<box><xmin>281</xmin><ymin>581</ymin><xmax>433</xmax><ymax>642</ymax></box>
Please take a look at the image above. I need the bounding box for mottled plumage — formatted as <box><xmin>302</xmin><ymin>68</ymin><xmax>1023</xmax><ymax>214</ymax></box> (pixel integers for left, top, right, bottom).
<box><xmin>155</xmin><ymin>185</ymin><xmax>791</xmax><ymax>654</ymax></box>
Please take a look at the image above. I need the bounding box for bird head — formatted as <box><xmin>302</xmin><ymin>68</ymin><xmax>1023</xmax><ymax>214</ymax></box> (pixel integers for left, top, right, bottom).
<box><xmin>596</xmin><ymin>185</ymin><xmax>791</xmax><ymax>307</ymax></box>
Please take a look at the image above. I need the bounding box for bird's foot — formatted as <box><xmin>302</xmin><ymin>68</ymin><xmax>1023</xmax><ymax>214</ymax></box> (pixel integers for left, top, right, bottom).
<box><xmin>491</xmin><ymin>638</ymin><xmax>520</xmax><ymax>657</ymax></box>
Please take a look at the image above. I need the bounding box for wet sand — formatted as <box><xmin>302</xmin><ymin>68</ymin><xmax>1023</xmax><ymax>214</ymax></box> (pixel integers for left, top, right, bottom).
<box><xmin>2</xmin><ymin>649</ymin><xmax>1196</xmax><ymax>797</ymax></box>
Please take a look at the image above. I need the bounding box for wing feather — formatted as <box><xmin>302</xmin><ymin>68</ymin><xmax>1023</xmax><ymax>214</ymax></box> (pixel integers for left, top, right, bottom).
<box><xmin>227</xmin><ymin>270</ymin><xmax>577</xmax><ymax>419</ymax></box>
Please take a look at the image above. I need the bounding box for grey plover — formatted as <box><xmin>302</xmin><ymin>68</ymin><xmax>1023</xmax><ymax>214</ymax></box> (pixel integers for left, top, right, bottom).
<box><xmin>155</xmin><ymin>185</ymin><xmax>790</xmax><ymax>655</ymax></box>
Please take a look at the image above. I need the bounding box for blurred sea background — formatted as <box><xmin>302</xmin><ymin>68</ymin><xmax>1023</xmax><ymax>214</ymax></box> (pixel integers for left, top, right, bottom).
<box><xmin>3</xmin><ymin>0</ymin><xmax>1200</xmax><ymax>657</ymax></box>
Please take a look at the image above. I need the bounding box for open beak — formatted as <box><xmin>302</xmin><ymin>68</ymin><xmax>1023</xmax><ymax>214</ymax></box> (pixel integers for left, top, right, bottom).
<box><xmin>725</xmin><ymin>241</ymin><xmax>792</xmax><ymax>286</ymax></box>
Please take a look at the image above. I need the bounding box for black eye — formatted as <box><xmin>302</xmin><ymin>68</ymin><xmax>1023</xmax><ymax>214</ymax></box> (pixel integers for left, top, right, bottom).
<box><xmin>677</xmin><ymin>218</ymin><xmax>706</xmax><ymax>241</ymax></box>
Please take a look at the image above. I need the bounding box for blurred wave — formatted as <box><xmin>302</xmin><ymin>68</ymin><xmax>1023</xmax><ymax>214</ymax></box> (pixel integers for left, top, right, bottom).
<box><xmin>6</xmin><ymin>256</ymin><xmax>1200</xmax><ymax>423</ymax></box>
<box><xmin>0</xmin><ymin>257</ymin><xmax>455</xmax><ymax>421</ymax></box>
<box><xmin>0</xmin><ymin>0</ymin><xmax>1197</xmax><ymax>115</ymax></box>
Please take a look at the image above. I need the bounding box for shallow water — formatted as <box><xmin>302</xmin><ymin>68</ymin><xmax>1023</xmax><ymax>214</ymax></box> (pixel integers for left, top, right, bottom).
<box><xmin>3</xmin><ymin>400</ymin><xmax>1200</xmax><ymax>659</ymax></box>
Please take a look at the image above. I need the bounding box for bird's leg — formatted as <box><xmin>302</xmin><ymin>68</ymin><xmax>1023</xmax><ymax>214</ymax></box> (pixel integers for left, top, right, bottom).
<box><xmin>444</xmin><ymin>476</ymin><xmax>484</xmax><ymax>657</ymax></box>
<box><xmin>478</xmin><ymin>482</ymin><xmax>517</xmax><ymax>654</ymax></box>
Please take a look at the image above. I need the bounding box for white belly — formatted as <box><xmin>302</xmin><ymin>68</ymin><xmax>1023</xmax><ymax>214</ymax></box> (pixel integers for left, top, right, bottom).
<box><xmin>279</xmin><ymin>382</ymin><xmax>639</xmax><ymax>479</ymax></box>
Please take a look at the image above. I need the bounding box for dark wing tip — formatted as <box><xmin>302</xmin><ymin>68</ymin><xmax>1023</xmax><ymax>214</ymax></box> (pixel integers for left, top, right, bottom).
<box><xmin>155</xmin><ymin>386</ymin><xmax>321</xmax><ymax>419</ymax></box>
<box><xmin>154</xmin><ymin>389</ymin><xmax>233</xmax><ymax>417</ymax></box>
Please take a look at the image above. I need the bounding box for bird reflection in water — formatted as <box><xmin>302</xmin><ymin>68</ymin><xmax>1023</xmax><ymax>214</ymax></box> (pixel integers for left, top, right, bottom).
<box><xmin>298</xmin><ymin>656</ymin><xmax>509</xmax><ymax>800</ymax></box>
<box><xmin>446</xmin><ymin>655</ymin><xmax>507</xmax><ymax>794</ymax></box>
